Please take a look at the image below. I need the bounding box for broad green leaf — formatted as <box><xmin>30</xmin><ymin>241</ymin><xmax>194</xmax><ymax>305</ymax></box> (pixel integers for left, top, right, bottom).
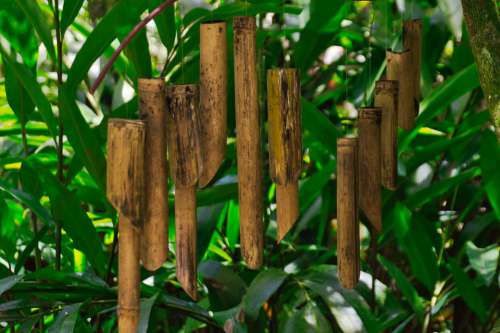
<box><xmin>60</xmin><ymin>0</ymin><xmax>84</xmax><ymax>33</ymax></box>
<box><xmin>48</xmin><ymin>303</ymin><xmax>82</xmax><ymax>333</ymax></box>
<box><xmin>391</xmin><ymin>204</ymin><xmax>439</xmax><ymax>292</ymax></box>
<box><xmin>378</xmin><ymin>256</ymin><xmax>425</xmax><ymax>319</ymax></box>
<box><xmin>66</xmin><ymin>0</ymin><xmax>148</xmax><ymax>91</ymax></box>
<box><xmin>122</xmin><ymin>22</ymin><xmax>152</xmax><ymax>79</ymax></box>
<box><xmin>242</xmin><ymin>268</ymin><xmax>287</xmax><ymax>319</ymax></box>
<box><xmin>282</xmin><ymin>302</ymin><xmax>330</xmax><ymax>333</ymax></box>
<box><xmin>137</xmin><ymin>294</ymin><xmax>159</xmax><ymax>333</ymax></box>
<box><xmin>15</xmin><ymin>225</ymin><xmax>49</xmax><ymax>274</ymax></box>
<box><xmin>227</xmin><ymin>200</ymin><xmax>240</xmax><ymax>251</ymax></box>
<box><xmin>197</xmin><ymin>183</ymin><xmax>238</xmax><ymax>207</ymax></box>
<box><xmin>29</xmin><ymin>161</ymin><xmax>106</xmax><ymax>275</ymax></box>
<box><xmin>3</xmin><ymin>55</ymin><xmax>34</xmax><ymax>125</ymax></box>
<box><xmin>0</xmin><ymin>275</ymin><xmax>23</xmax><ymax>296</ymax></box>
<box><xmin>448</xmin><ymin>259</ymin><xmax>488</xmax><ymax>322</ymax></box>
<box><xmin>480</xmin><ymin>130</ymin><xmax>500</xmax><ymax>219</ymax></box>
<box><xmin>302</xmin><ymin>97</ymin><xmax>339</xmax><ymax>154</ymax></box>
<box><xmin>149</xmin><ymin>0</ymin><xmax>176</xmax><ymax>52</ymax></box>
<box><xmin>15</xmin><ymin>0</ymin><xmax>56</xmax><ymax>60</ymax></box>
<box><xmin>299</xmin><ymin>160</ymin><xmax>335</xmax><ymax>213</ymax></box>
<box><xmin>465</xmin><ymin>242</ymin><xmax>499</xmax><ymax>286</ymax></box>
<box><xmin>0</xmin><ymin>48</ymin><xmax>58</xmax><ymax>138</ymax></box>
<box><xmin>59</xmin><ymin>86</ymin><xmax>106</xmax><ymax>190</ymax></box>
<box><xmin>17</xmin><ymin>317</ymin><xmax>38</xmax><ymax>333</ymax></box>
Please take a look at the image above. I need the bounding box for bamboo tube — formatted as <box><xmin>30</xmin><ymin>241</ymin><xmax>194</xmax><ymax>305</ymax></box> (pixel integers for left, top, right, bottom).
<box><xmin>107</xmin><ymin>119</ymin><xmax>145</xmax><ymax>333</ymax></box>
<box><xmin>358</xmin><ymin>108</ymin><xmax>382</xmax><ymax>233</ymax></box>
<box><xmin>267</xmin><ymin>68</ymin><xmax>302</xmax><ymax>241</ymax></box>
<box><xmin>337</xmin><ymin>137</ymin><xmax>360</xmax><ymax>289</ymax></box>
<box><xmin>166</xmin><ymin>84</ymin><xmax>201</xmax><ymax>300</ymax></box>
<box><xmin>233</xmin><ymin>16</ymin><xmax>263</xmax><ymax>269</ymax></box>
<box><xmin>403</xmin><ymin>19</ymin><xmax>422</xmax><ymax>101</ymax></box>
<box><xmin>386</xmin><ymin>49</ymin><xmax>414</xmax><ymax>131</ymax></box>
<box><xmin>199</xmin><ymin>21</ymin><xmax>228</xmax><ymax>187</ymax></box>
<box><xmin>138</xmin><ymin>79</ymin><xmax>169</xmax><ymax>271</ymax></box>
<box><xmin>374</xmin><ymin>80</ymin><xmax>399</xmax><ymax>190</ymax></box>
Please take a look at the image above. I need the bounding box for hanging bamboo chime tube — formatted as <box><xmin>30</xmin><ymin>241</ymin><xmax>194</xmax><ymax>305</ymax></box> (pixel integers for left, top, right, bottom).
<box><xmin>374</xmin><ymin>80</ymin><xmax>399</xmax><ymax>190</ymax></box>
<box><xmin>358</xmin><ymin>108</ymin><xmax>382</xmax><ymax>233</ymax></box>
<box><xmin>138</xmin><ymin>79</ymin><xmax>169</xmax><ymax>271</ymax></box>
<box><xmin>337</xmin><ymin>137</ymin><xmax>360</xmax><ymax>289</ymax></box>
<box><xmin>233</xmin><ymin>16</ymin><xmax>263</xmax><ymax>269</ymax></box>
<box><xmin>267</xmin><ymin>68</ymin><xmax>302</xmax><ymax>241</ymax></box>
<box><xmin>107</xmin><ymin>119</ymin><xmax>145</xmax><ymax>333</ymax></box>
<box><xmin>404</xmin><ymin>19</ymin><xmax>422</xmax><ymax>101</ymax></box>
<box><xmin>386</xmin><ymin>49</ymin><xmax>414</xmax><ymax>131</ymax></box>
<box><xmin>166</xmin><ymin>84</ymin><xmax>201</xmax><ymax>300</ymax></box>
<box><xmin>199</xmin><ymin>21</ymin><xmax>227</xmax><ymax>187</ymax></box>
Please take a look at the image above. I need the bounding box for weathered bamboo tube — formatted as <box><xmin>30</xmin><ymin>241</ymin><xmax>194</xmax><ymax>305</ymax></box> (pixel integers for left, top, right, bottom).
<box><xmin>199</xmin><ymin>21</ymin><xmax>228</xmax><ymax>187</ymax></box>
<box><xmin>166</xmin><ymin>84</ymin><xmax>201</xmax><ymax>300</ymax></box>
<box><xmin>337</xmin><ymin>137</ymin><xmax>360</xmax><ymax>289</ymax></box>
<box><xmin>107</xmin><ymin>119</ymin><xmax>145</xmax><ymax>333</ymax></box>
<box><xmin>403</xmin><ymin>19</ymin><xmax>422</xmax><ymax>101</ymax></box>
<box><xmin>138</xmin><ymin>79</ymin><xmax>169</xmax><ymax>271</ymax></box>
<box><xmin>374</xmin><ymin>80</ymin><xmax>399</xmax><ymax>190</ymax></box>
<box><xmin>386</xmin><ymin>49</ymin><xmax>414</xmax><ymax>131</ymax></box>
<box><xmin>358</xmin><ymin>108</ymin><xmax>382</xmax><ymax>233</ymax></box>
<box><xmin>267</xmin><ymin>68</ymin><xmax>302</xmax><ymax>242</ymax></box>
<box><xmin>233</xmin><ymin>16</ymin><xmax>263</xmax><ymax>269</ymax></box>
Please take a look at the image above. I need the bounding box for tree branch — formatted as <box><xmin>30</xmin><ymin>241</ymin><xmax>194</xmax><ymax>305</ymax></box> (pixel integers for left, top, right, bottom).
<box><xmin>461</xmin><ymin>0</ymin><xmax>500</xmax><ymax>139</ymax></box>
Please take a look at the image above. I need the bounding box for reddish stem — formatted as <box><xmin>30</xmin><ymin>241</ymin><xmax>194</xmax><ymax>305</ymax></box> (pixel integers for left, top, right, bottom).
<box><xmin>90</xmin><ymin>0</ymin><xmax>178</xmax><ymax>94</ymax></box>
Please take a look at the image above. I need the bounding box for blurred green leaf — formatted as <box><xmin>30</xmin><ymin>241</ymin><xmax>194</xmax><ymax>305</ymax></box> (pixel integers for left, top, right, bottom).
<box><xmin>480</xmin><ymin>130</ymin><xmax>500</xmax><ymax>219</ymax></box>
<box><xmin>302</xmin><ymin>98</ymin><xmax>339</xmax><ymax>154</ymax></box>
<box><xmin>282</xmin><ymin>302</ymin><xmax>330</xmax><ymax>333</ymax></box>
<box><xmin>137</xmin><ymin>294</ymin><xmax>158</xmax><ymax>333</ymax></box>
<box><xmin>448</xmin><ymin>259</ymin><xmax>488</xmax><ymax>322</ymax></box>
<box><xmin>242</xmin><ymin>268</ymin><xmax>287</xmax><ymax>320</ymax></box>
<box><xmin>3</xmin><ymin>57</ymin><xmax>34</xmax><ymax>125</ymax></box>
<box><xmin>61</xmin><ymin>0</ymin><xmax>84</xmax><ymax>33</ymax></box>
<box><xmin>227</xmin><ymin>200</ymin><xmax>240</xmax><ymax>251</ymax></box>
<box><xmin>465</xmin><ymin>241</ymin><xmax>499</xmax><ymax>286</ymax></box>
<box><xmin>149</xmin><ymin>0</ymin><xmax>176</xmax><ymax>52</ymax></box>
<box><xmin>0</xmin><ymin>275</ymin><xmax>23</xmax><ymax>296</ymax></box>
<box><xmin>15</xmin><ymin>0</ymin><xmax>56</xmax><ymax>61</ymax></box>
<box><xmin>48</xmin><ymin>303</ymin><xmax>82</xmax><ymax>333</ymax></box>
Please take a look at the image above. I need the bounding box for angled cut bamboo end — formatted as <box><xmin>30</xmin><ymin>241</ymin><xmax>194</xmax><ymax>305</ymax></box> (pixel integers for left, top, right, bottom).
<box><xmin>199</xmin><ymin>21</ymin><xmax>228</xmax><ymax>188</ymax></box>
<box><xmin>233</xmin><ymin>14</ymin><xmax>263</xmax><ymax>269</ymax></box>
<box><xmin>358</xmin><ymin>108</ymin><xmax>382</xmax><ymax>233</ymax></box>
<box><xmin>386</xmin><ymin>49</ymin><xmax>415</xmax><ymax>131</ymax></box>
<box><xmin>175</xmin><ymin>186</ymin><xmax>198</xmax><ymax>300</ymax></box>
<box><xmin>375</xmin><ymin>80</ymin><xmax>399</xmax><ymax>191</ymax></box>
<box><xmin>138</xmin><ymin>78</ymin><xmax>169</xmax><ymax>271</ymax></box>
<box><xmin>336</xmin><ymin>137</ymin><xmax>360</xmax><ymax>289</ymax></box>
<box><xmin>276</xmin><ymin>183</ymin><xmax>299</xmax><ymax>242</ymax></box>
<box><xmin>403</xmin><ymin>19</ymin><xmax>422</xmax><ymax>101</ymax></box>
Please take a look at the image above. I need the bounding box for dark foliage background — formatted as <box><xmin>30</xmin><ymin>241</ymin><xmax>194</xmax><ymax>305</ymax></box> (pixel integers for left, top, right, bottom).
<box><xmin>0</xmin><ymin>0</ymin><xmax>498</xmax><ymax>332</ymax></box>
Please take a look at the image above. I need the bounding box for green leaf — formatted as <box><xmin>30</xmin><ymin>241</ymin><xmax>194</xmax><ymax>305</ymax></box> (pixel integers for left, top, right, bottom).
<box><xmin>302</xmin><ymin>97</ymin><xmax>339</xmax><ymax>154</ymax></box>
<box><xmin>122</xmin><ymin>23</ymin><xmax>152</xmax><ymax>79</ymax></box>
<box><xmin>3</xmin><ymin>56</ymin><xmax>34</xmax><ymax>125</ymax></box>
<box><xmin>299</xmin><ymin>160</ymin><xmax>335</xmax><ymax>213</ymax></box>
<box><xmin>197</xmin><ymin>183</ymin><xmax>238</xmax><ymax>207</ymax></box>
<box><xmin>448</xmin><ymin>259</ymin><xmax>488</xmax><ymax>322</ymax></box>
<box><xmin>66</xmin><ymin>0</ymin><xmax>148</xmax><ymax>91</ymax></box>
<box><xmin>282</xmin><ymin>302</ymin><xmax>330</xmax><ymax>333</ymax></box>
<box><xmin>0</xmin><ymin>275</ymin><xmax>23</xmax><ymax>296</ymax></box>
<box><xmin>28</xmin><ymin>161</ymin><xmax>106</xmax><ymax>275</ymax></box>
<box><xmin>137</xmin><ymin>294</ymin><xmax>159</xmax><ymax>333</ymax></box>
<box><xmin>227</xmin><ymin>200</ymin><xmax>240</xmax><ymax>251</ymax></box>
<box><xmin>15</xmin><ymin>225</ymin><xmax>49</xmax><ymax>274</ymax></box>
<box><xmin>391</xmin><ymin>204</ymin><xmax>439</xmax><ymax>292</ymax></box>
<box><xmin>149</xmin><ymin>0</ymin><xmax>176</xmax><ymax>52</ymax></box>
<box><xmin>59</xmin><ymin>86</ymin><xmax>107</xmax><ymax>190</ymax></box>
<box><xmin>0</xmin><ymin>48</ymin><xmax>58</xmax><ymax>138</ymax></box>
<box><xmin>48</xmin><ymin>303</ymin><xmax>82</xmax><ymax>333</ymax></box>
<box><xmin>378</xmin><ymin>255</ymin><xmax>425</xmax><ymax>319</ymax></box>
<box><xmin>60</xmin><ymin>0</ymin><xmax>84</xmax><ymax>33</ymax></box>
<box><xmin>465</xmin><ymin>242</ymin><xmax>499</xmax><ymax>286</ymax></box>
<box><xmin>242</xmin><ymin>268</ymin><xmax>287</xmax><ymax>319</ymax></box>
<box><xmin>480</xmin><ymin>130</ymin><xmax>500</xmax><ymax>219</ymax></box>
<box><xmin>15</xmin><ymin>0</ymin><xmax>56</xmax><ymax>61</ymax></box>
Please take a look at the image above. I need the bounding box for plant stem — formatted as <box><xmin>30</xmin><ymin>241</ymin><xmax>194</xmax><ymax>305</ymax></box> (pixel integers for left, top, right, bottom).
<box><xmin>90</xmin><ymin>0</ymin><xmax>178</xmax><ymax>94</ymax></box>
<box><xmin>52</xmin><ymin>0</ymin><xmax>65</xmax><ymax>272</ymax></box>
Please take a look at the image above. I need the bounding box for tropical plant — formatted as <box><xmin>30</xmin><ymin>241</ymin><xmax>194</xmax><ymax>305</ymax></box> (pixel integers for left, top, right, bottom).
<box><xmin>0</xmin><ymin>0</ymin><xmax>498</xmax><ymax>332</ymax></box>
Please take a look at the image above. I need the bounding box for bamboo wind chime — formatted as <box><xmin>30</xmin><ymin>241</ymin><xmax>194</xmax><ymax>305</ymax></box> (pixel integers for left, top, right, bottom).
<box><xmin>336</xmin><ymin>14</ymin><xmax>422</xmax><ymax>288</ymax></box>
<box><xmin>107</xmin><ymin>119</ymin><xmax>145</xmax><ymax>333</ymax></box>
<box><xmin>267</xmin><ymin>69</ymin><xmax>302</xmax><ymax>241</ymax></box>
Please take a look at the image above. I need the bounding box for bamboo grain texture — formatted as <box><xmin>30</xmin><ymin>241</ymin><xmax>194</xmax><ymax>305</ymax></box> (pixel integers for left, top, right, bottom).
<box><xmin>139</xmin><ymin>78</ymin><xmax>169</xmax><ymax>271</ymax></box>
<box><xmin>387</xmin><ymin>49</ymin><xmax>415</xmax><ymax>131</ymax></box>
<box><xmin>106</xmin><ymin>119</ymin><xmax>145</xmax><ymax>333</ymax></box>
<box><xmin>337</xmin><ymin>137</ymin><xmax>360</xmax><ymax>289</ymax></box>
<box><xmin>358</xmin><ymin>108</ymin><xmax>382</xmax><ymax>233</ymax></box>
<box><xmin>166</xmin><ymin>84</ymin><xmax>201</xmax><ymax>300</ymax></box>
<box><xmin>375</xmin><ymin>80</ymin><xmax>399</xmax><ymax>190</ymax></box>
<box><xmin>199</xmin><ymin>21</ymin><xmax>228</xmax><ymax>187</ymax></box>
<box><xmin>404</xmin><ymin>19</ymin><xmax>422</xmax><ymax>101</ymax></box>
<box><xmin>267</xmin><ymin>68</ymin><xmax>302</xmax><ymax>241</ymax></box>
<box><xmin>233</xmin><ymin>16</ymin><xmax>264</xmax><ymax>269</ymax></box>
